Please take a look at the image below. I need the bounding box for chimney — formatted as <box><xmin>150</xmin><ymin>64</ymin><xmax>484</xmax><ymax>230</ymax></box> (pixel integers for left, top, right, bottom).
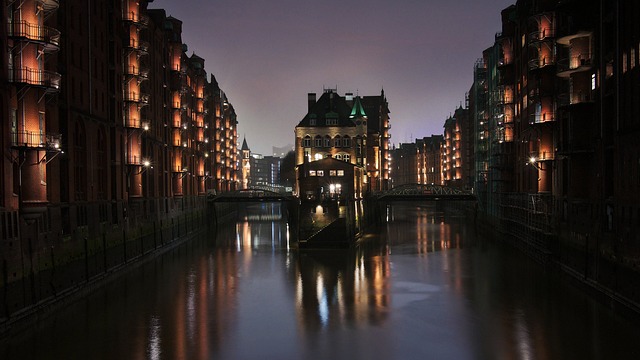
<box><xmin>308</xmin><ymin>93</ymin><xmax>316</xmax><ymax>112</ymax></box>
<box><xmin>345</xmin><ymin>92</ymin><xmax>354</xmax><ymax>107</ymax></box>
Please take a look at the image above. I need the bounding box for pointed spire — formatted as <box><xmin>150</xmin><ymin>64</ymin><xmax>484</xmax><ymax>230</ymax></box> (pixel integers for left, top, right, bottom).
<box><xmin>241</xmin><ymin>136</ymin><xmax>249</xmax><ymax>151</ymax></box>
<box><xmin>349</xmin><ymin>96</ymin><xmax>368</xmax><ymax>119</ymax></box>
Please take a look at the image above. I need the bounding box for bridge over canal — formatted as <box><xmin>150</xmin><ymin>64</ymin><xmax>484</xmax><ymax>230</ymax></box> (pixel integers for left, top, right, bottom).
<box><xmin>207</xmin><ymin>185</ymin><xmax>476</xmax><ymax>247</ymax></box>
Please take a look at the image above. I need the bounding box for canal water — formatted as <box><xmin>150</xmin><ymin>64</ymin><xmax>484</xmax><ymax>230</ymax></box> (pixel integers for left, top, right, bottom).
<box><xmin>2</xmin><ymin>202</ymin><xmax>640</xmax><ymax>359</ymax></box>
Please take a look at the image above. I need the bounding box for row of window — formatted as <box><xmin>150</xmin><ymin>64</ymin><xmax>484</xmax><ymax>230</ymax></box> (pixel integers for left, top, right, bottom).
<box><xmin>303</xmin><ymin>135</ymin><xmax>354</xmax><ymax>148</ymax></box>
<box><xmin>309</xmin><ymin>118</ymin><xmax>338</xmax><ymax>126</ymax></box>
<box><xmin>310</xmin><ymin>153</ymin><xmax>351</xmax><ymax>163</ymax></box>
<box><xmin>309</xmin><ymin>169</ymin><xmax>345</xmax><ymax>177</ymax></box>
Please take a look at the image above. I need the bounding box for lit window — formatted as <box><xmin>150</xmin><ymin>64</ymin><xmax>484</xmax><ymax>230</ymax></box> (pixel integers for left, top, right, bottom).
<box><xmin>591</xmin><ymin>73</ymin><xmax>596</xmax><ymax>90</ymax></box>
<box><xmin>329</xmin><ymin>170</ymin><xmax>337</xmax><ymax>176</ymax></box>
<box><xmin>314</xmin><ymin>153</ymin><xmax>323</xmax><ymax>161</ymax></box>
<box><xmin>309</xmin><ymin>170</ymin><xmax>316</xmax><ymax>176</ymax></box>
<box><xmin>317</xmin><ymin>170</ymin><xmax>324</xmax><ymax>177</ymax></box>
<box><xmin>335</xmin><ymin>154</ymin><xmax>342</xmax><ymax>160</ymax></box>
<box><xmin>337</xmin><ymin>170</ymin><xmax>345</xmax><ymax>176</ymax></box>
<box><xmin>343</xmin><ymin>154</ymin><xmax>350</xmax><ymax>163</ymax></box>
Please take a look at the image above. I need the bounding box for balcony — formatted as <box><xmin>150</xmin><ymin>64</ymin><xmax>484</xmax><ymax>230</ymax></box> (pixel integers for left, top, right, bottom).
<box><xmin>529</xmin><ymin>111</ymin><xmax>556</xmax><ymax>124</ymax></box>
<box><xmin>123</xmin><ymin>92</ymin><xmax>149</xmax><ymax>105</ymax></box>
<box><xmin>126</xmin><ymin>155</ymin><xmax>146</xmax><ymax>166</ymax></box>
<box><xmin>557</xmin><ymin>55</ymin><xmax>592</xmax><ymax>78</ymax></box>
<box><xmin>557</xmin><ymin>30</ymin><xmax>591</xmax><ymax>46</ymax></box>
<box><xmin>9</xmin><ymin>67</ymin><xmax>61</xmax><ymax>92</ymax></box>
<box><xmin>529</xmin><ymin>28</ymin><xmax>555</xmax><ymax>44</ymax></box>
<box><xmin>124</xmin><ymin>112</ymin><xmax>148</xmax><ymax>129</ymax></box>
<box><xmin>528</xmin><ymin>56</ymin><xmax>555</xmax><ymax>70</ymax></box>
<box><xmin>124</xmin><ymin>65</ymin><xmax>149</xmax><ymax>82</ymax></box>
<box><xmin>7</xmin><ymin>21</ymin><xmax>60</xmax><ymax>52</ymax></box>
<box><xmin>36</xmin><ymin>0</ymin><xmax>59</xmax><ymax>12</ymax></box>
<box><xmin>126</xmin><ymin>38</ymin><xmax>149</xmax><ymax>55</ymax></box>
<box><xmin>557</xmin><ymin>91</ymin><xmax>593</xmax><ymax>108</ymax></box>
<box><xmin>123</xmin><ymin>11</ymin><xmax>149</xmax><ymax>27</ymax></box>
<box><xmin>11</xmin><ymin>131</ymin><xmax>61</xmax><ymax>150</ymax></box>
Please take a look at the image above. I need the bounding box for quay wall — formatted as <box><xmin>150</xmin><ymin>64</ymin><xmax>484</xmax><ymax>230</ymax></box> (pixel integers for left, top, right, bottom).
<box><xmin>0</xmin><ymin>195</ymin><xmax>234</xmax><ymax>334</ymax></box>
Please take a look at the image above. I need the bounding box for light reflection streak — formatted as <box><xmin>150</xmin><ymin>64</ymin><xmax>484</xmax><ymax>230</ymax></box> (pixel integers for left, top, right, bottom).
<box><xmin>186</xmin><ymin>271</ymin><xmax>196</xmax><ymax>341</ymax></box>
<box><xmin>147</xmin><ymin>316</ymin><xmax>162</xmax><ymax>360</ymax></box>
<box><xmin>316</xmin><ymin>273</ymin><xmax>329</xmax><ymax>326</ymax></box>
<box><xmin>514</xmin><ymin>309</ymin><xmax>534</xmax><ymax>360</ymax></box>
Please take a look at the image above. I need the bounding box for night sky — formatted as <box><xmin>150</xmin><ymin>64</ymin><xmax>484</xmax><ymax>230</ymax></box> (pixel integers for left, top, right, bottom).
<box><xmin>152</xmin><ymin>0</ymin><xmax>515</xmax><ymax>155</ymax></box>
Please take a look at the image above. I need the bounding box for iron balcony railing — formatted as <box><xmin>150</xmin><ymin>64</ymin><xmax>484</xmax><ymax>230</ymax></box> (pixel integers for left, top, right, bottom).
<box><xmin>125</xmin><ymin>65</ymin><xmax>149</xmax><ymax>80</ymax></box>
<box><xmin>528</xmin><ymin>56</ymin><xmax>555</xmax><ymax>70</ymax></box>
<box><xmin>126</xmin><ymin>38</ymin><xmax>149</xmax><ymax>54</ymax></box>
<box><xmin>123</xmin><ymin>11</ymin><xmax>149</xmax><ymax>27</ymax></box>
<box><xmin>11</xmin><ymin>130</ymin><xmax>61</xmax><ymax>149</ymax></box>
<box><xmin>529</xmin><ymin>28</ymin><xmax>555</xmax><ymax>43</ymax></box>
<box><xmin>7</xmin><ymin>21</ymin><xmax>60</xmax><ymax>51</ymax></box>
<box><xmin>126</xmin><ymin>155</ymin><xmax>145</xmax><ymax>166</ymax></box>
<box><xmin>123</xmin><ymin>92</ymin><xmax>149</xmax><ymax>104</ymax></box>
<box><xmin>8</xmin><ymin>67</ymin><xmax>61</xmax><ymax>90</ymax></box>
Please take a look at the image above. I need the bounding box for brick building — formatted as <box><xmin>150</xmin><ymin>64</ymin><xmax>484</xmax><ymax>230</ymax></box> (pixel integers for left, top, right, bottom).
<box><xmin>1</xmin><ymin>0</ymin><xmax>239</xmax><ymax>315</ymax></box>
<box><xmin>294</xmin><ymin>88</ymin><xmax>391</xmax><ymax>196</ymax></box>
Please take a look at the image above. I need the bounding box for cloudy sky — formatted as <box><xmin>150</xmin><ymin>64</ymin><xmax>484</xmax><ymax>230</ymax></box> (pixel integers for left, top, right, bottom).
<box><xmin>153</xmin><ymin>0</ymin><xmax>515</xmax><ymax>155</ymax></box>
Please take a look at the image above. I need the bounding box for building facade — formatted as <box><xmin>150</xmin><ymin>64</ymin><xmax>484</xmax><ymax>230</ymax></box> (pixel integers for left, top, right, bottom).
<box><xmin>464</xmin><ymin>0</ymin><xmax>640</xmax><ymax>304</ymax></box>
<box><xmin>1</xmin><ymin>0</ymin><xmax>239</xmax><ymax>315</ymax></box>
<box><xmin>294</xmin><ymin>88</ymin><xmax>390</xmax><ymax>196</ymax></box>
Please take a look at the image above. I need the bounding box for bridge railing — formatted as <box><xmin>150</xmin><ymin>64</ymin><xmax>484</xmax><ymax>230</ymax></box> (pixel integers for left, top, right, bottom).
<box><xmin>374</xmin><ymin>183</ymin><xmax>475</xmax><ymax>200</ymax></box>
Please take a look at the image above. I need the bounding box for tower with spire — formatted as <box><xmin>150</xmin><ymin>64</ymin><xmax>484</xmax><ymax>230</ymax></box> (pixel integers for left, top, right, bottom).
<box><xmin>241</xmin><ymin>137</ymin><xmax>251</xmax><ymax>189</ymax></box>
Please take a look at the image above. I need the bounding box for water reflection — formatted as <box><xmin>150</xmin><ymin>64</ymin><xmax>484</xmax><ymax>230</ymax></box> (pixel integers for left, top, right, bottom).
<box><xmin>385</xmin><ymin>203</ymin><xmax>467</xmax><ymax>255</ymax></box>
<box><xmin>3</xmin><ymin>203</ymin><xmax>640</xmax><ymax>359</ymax></box>
<box><xmin>295</xmin><ymin>246</ymin><xmax>391</xmax><ymax>332</ymax></box>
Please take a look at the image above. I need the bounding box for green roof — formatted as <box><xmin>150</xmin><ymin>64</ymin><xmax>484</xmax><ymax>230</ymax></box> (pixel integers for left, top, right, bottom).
<box><xmin>349</xmin><ymin>96</ymin><xmax>367</xmax><ymax>119</ymax></box>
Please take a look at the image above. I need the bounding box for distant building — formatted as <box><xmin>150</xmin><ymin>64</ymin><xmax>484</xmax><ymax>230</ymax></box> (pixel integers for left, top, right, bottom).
<box><xmin>442</xmin><ymin>106</ymin><xmax>473</xmax><ymax>189</ymax></box>
<box><xmin>241</xmin><ymin>138</ymin><xmax>251</xmax><ymax>189</ymax></box>
<box><xmin>390</xmin><ymin>135</ymin><xmax>444</xmax><ymax>188</ymax></box>
<box><xmin>294</xmin><ymin>88</ymin><xmax>391</xmax><ymax>197</ymax></box>
<box><xmin>239</xmin><ymin>138</ymin><xmax>282</xmax><ymax>191</ymax></box>
<box><xmin>272</xmin><ymin>144</ymin><xmax>294</xmax><ymax>158</ymax></box>
<box><xmin>420</xmin><ymin>135</ymin><xmax>445</xmax><ymax>186</ymax></box>
<box><xmin>390</xmin><ymin>143</ymin><xmax>419</xmax><ymax>187</ymax></box>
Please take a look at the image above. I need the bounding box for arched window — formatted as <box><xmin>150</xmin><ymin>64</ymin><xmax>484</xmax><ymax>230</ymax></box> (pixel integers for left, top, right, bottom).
<box><xmin>334</xmin><ymin>154</ymin><xmax>343</xmax><ymax>161</ymax></box>
<box><xmin>324</xmin><ymin>135</ymin><xmax>331</xmax><ymax>147</ymax></box>
<box><xmin>343</xmin><ymin>135</ymin><xmax>351</xmax><ymax>147</ymax></box>
<box><xmin>303</xmin><ymin>135</ymin><xmax>311</xmax><ymax>147</ymax></box>
<box><xmin>334</xmin><ymin>135</ymin><xmax>341</xmax><ymax>148</ymax></box>
<box><xmin>314</xmin><ymin>135</ymin><xmax>322</xmax><ymax>147</ymax></box>
<box><xmin>343</xmin><ymin>154</ymin><xmax>350</xmax><ymax>163</ymax></box>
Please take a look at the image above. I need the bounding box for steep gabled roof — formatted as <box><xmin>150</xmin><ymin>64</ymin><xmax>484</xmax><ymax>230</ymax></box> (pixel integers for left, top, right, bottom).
<box><xmin>349</xmin><ymin>96</ymin><xmax>367</xmax><ymax>119</ymax></box>
<box><xmin>297</xmin><ymin>91</ymin><xmax>356</xmax><ymax>128</ymax></box>
<box><xmin>241</xmin><ymin>137</ymin><xmax>249</xmax><ymax>151</ymax></box>
<box><xmin>360</xmin><ymin>91</ymin><xmax>390</xmax><ymax>133</ymax></box>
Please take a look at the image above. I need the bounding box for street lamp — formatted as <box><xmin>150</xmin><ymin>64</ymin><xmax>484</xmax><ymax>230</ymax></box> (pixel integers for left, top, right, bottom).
<box><xmin>526</xmin><ymin>156</ymin><xmax>546</xmax><ymax>171</ymax></box>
